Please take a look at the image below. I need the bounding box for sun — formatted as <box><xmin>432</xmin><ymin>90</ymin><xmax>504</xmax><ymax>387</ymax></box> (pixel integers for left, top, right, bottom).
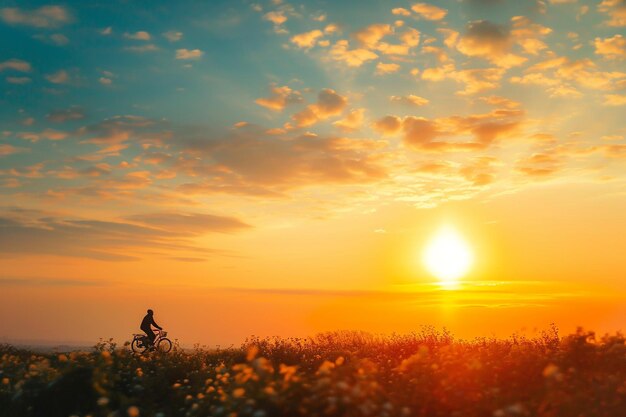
<box><xmin>423</xmin><ymin>225</ymin><xmax>473</xmax><ymax>289</ymax></box>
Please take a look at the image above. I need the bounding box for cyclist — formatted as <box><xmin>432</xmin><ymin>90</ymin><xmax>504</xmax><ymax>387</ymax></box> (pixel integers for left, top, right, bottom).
<box><xmin>140</xmin><ymin>309</ymin><xmax>162</xmax><ymax>348</ymax></box>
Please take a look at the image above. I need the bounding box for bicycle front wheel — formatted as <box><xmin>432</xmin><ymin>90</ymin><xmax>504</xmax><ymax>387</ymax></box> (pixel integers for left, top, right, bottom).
<box><xmin>157</xmin><ymin>338</ymin><xmax>172</xmax><ymax>353</ymax></box>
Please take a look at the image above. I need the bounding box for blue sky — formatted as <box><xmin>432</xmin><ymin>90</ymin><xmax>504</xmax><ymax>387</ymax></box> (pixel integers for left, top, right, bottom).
<box><xmin>0</xmin><ymin>1</ymin><xmax>625</xmax><ymax>343</ymax></box>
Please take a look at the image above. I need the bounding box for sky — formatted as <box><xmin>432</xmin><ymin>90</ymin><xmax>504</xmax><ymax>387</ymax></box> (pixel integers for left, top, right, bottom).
<box><xmin>0</xmin><ymin>0</ymin><xmax>625</xmax><ymax>346</ymax></box>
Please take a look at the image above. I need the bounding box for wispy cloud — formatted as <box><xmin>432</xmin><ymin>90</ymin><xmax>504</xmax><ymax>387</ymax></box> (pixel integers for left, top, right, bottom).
<box><xmin>0</xmin><ymin>5</ymin><xmax>73</xmax><ymax>28</ymax></box>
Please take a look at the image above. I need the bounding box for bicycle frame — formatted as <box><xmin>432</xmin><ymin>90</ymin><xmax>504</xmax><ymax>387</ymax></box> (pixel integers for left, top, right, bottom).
<box><xmin>134</xmin><ymin>328</ymin><xmax>167</xmax><ymax>345</ymax></box>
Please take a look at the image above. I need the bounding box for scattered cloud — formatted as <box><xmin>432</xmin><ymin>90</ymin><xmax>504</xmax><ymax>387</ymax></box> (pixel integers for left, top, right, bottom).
<box><xmin>411</xmin><ymin>3</ymin><xmax>448</xmax><ymax>20</ymax></box>
<box><xmin>456</xmin><ymin>20</ymin><xmax>526</xmax><ymax>68</ymax></box>
<box><xmin>255</xmin><ymin>84</ymin><xmax>303</xmax><ymax>111</ymax></box>
<box><xmin>0</xmin><ymin>59</ymin><xmax>32</xmax><ymax>73</ymax></box>
<box><xmin>125</xmin><ymin>44</ymin><xmax>159</xmax><ymax>53</ymax></box>
<box><xmin>329</xmin><ymin>40</ymin><xmax>378</xmax><ymax>67</ymax></box>
<box><xmin>6</xmin><ymin>76</ymin><xmax>31</xmax><ymax>84</ymax></box>
<box><xmin>175</xmin><ymin>127</ymin><xmax>387</xmax><ymax>195</ymax></box>
<box><xmin>264</xmin><ymin>10</ymin><xmax>287</xmax><ymax>25</ymax></box>
<box><xmin>375</xmin><ymin>62</ymin><xmax>401</xmax><ymax>75</ymax></box>
<box><xmin>603</xmin><ymin>94</ymin><xmax>626</xmax><ymax>106</ymax></box>
<box><xmin>598</xmin><ymin>0</ymin><xmax>626</xmax><ymax>27</ymax></box>
<box><xmin>33</xmin><ymin>33</ymin><xmax>69</xmax><ymax>46</ymax></box>
<box><xmin>0</xmin><ymin>208</ymin><xmax>245</xmax><ymax>261</ymax></box>
<box><xmin>291</xmin><ymin>29</ymin><xmax>324</xmax><ymax>49</ymax></box>
<box><xmin>45</xmin><ymin>69</ymin><xmax>70</xmax><ymax>84</ymax></box>
<box><xmin>124</xmin><ymin>31</ymin><xmax>151</xmax><ymax>41</ymax></box>
<box><xmin>372</xmin><ymin>115</ymin><xmax>402</xmax><ymax>136</ymax></box>
<box><xmin>390</xmin><ymin>95</ymin><xmax>429</xmax><ymax>106</ymax></box>
<box><xmin>0</xmin><ymin>144</ymin><xmax>28</xmax><ymax>156</ymax></box>
<box><xmin>333</xmin><ymin>108</ymin><xmax>366</xmax><ymax>131</ymax></box>
<box><xmin>0</xmin><ymin>5</ymin><xmax>73</xmax><ymax>28</ymax></box>
<box><xmin>46</xmin><ymin>106</ymin><xmax>85</xmax><ymax>123</ymax></box>
<box><xmin>163</xmin><ymin>30</ymin><xmax>183</xmax><ymax>42</ymax></box>
<box><xmin>353</xmin><ymin>24</ymin><xmax>393</xmax><ymax>49</ymax></box>
<box><xmin>373</xmin><ymin>106</ymin><xmax>524</xmax><ymax>152</ymax></box>
<box><xmin>594</xmin><ymin>34</ymin><xmax>626</xmax><ymax>59</ymax></box>
<box><xmin>392</xmin><ymin>8</ymin><xmax>412</xmax><ymax>17</ymax></box>
<box><xmin>125</xmin><ymin>212</ymin><xmax>251</xmax><ymax>234</ymax></box>
<box><xmin>292</xmin><ymin>88</ymin><xmax>348</xmax><ymax>127</ymax></box>
<box><xmin>175</xmin><ymin>48</ymin><xmax>204</xmax><ymax>60</ymax></box>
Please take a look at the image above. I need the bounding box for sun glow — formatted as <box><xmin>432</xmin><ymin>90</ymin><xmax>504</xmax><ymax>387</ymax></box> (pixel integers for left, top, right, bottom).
<box><xmin>423</xmin><ymin>226</ymin><xmax>473</xmax><ymax>289</ymax></box>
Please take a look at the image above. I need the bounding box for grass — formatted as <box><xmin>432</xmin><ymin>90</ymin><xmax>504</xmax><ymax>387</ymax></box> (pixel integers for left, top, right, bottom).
<box><xmin>1</xmin><ymin>325</ymin><xmax>626</xmax><ymax>417</ymax></box>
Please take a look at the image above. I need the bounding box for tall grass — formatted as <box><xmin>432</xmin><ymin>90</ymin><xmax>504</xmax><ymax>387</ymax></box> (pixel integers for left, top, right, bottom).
<box><xmin>1</xmin><ymin>326</ymin><xmax>626</xmax><ymax>417</ymax></box>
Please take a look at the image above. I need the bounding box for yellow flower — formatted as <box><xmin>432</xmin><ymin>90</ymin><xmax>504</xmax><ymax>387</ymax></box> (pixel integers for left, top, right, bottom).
<box><xmin>127</xmin><ymin>406</ymin><xmax>140</xmax><ymax>417</ymax></box>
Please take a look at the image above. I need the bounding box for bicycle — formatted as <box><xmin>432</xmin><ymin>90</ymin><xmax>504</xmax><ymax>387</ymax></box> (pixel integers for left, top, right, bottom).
<box><xmin>131</xmin><ymin>329</ymin><xmax>172</xmax><ymax>354</ymax></box>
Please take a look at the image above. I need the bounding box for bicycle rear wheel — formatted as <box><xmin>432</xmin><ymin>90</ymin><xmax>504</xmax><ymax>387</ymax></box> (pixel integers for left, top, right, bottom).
<box><xmin>157</xmin><ymin>337</ymin><xmax>172</xmax><ymax>353</ymax></box>
<box><xmin>131</xmin><ymin>337</ymin><xmax>148</xmax><ymax>354</ymax></box>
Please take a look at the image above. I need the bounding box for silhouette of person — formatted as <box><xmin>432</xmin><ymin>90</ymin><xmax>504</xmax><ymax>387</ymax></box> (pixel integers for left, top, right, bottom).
<box><xmin>140</xmin><ymin>309</ymin><xmax>162</xmax><ymax>347</ymax></box>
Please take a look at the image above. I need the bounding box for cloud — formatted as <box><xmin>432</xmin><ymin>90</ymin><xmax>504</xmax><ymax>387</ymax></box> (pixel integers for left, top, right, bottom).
<box><xmin>520</xmin><ymin>55</ymin><xmax>626</xmax><ymax>93</ymax></box>
<box><xmin>411</xmin><ymin>3</ymin><xmax>448</xmax><ymax>20</ymax></box>
<box><xmin>125</xmin><ymin>212</ymin><xmax>251</xmax><ymax>234</ymax></box>
<box><xmin>403</xmin><ymin>117</ymin><xmax>441</xmax><ymax>147</ymax></box>
<box><xmin>255</xmin><ymin>84</ymin><xmax>303</xmax><ymax>111</ymax></box>
<box><xmin>0</xmin><ymin>208</ymin><xmax>245</xmax><ymax>261</ymax></box>
<box><xmin>459</xmin><ymin>156</ymin><xmax>497</xmax><ymax>186</ymax></box>
<box><xmin>263</xmin><ymin>10</ymin><xmax>288</xmax><ymax>31</ymax></box>
<box><xmin>163</xmin><ymin>30</ymin><xmax>183</xmax><ymax>42</ymax></box>
<box><xmin>16</xmin><ymin>128</ymin><xmax>69</xmax><ymax>142</ymax></box>
<box><xmin>0</xmin><ymin>277</ymin><xmax>107</xmax><ymax>287</ymax></box>
<box><xmin>456</xmin><ymin>20</ymin><xmax>526</xmax><ymax>68</ymax></box>
<box><xmin>353</xmin><ymin>24</ymin><xmax>393</xmax><ymax>48</ymax></box>
<box><xmin>175</xmin><ymin>49</ymin><xmax>204</xmax><ymax>60</ymax></box>
<box><xmin>33</xmin><ymin>33</ymin><xmax>69</xmax><ymax>46</ymax></box>
<box><xmin>372</xmin><ymin>115</ymin><xmax>402</xmax><ymax>136</ymax></box>
<box><xmin>480</xmin><ymin>95</ymin><xmax>521</xmax><ymax>109</ymax></box>
<box><xmin>515</xmin><ymin>152</ymin><xmax>562</xmax><ymax>178</ymax></box>
<box><xmin>598</xmin><ymin>0</ymin><xmax>626</xmax><ymax>27</ymax></box>
<box><xmin>6</xmin><ymin>76</ymin><xmax>31</xmax><ymax>84</ymax></box>
<box><xmin>125</xmin><ymin>44</ymin><xmax>159</xmax><ymax>53</ymax></box>
<box><xmin>329</xmin><ymin>40</ymin><xmax>378</xmax><ymax>67</ymax></box>
<box><xmin>399</xmin><ymin>27</ymin><xmax>421</xmax><ymax>47</ymax></box>
<box><xmin>101</xmin><ymin>26</ymin><xmax>112</xmax><ymax>35</ymax></box>
<box><xmin>75</xmin><ymin>116</ymin><xmax>162</xmax><ymax>153</ymax></box>
<box><xmin>594</xmin><ymin>34</ymin><xmax>626</xmax><ymax>59</ymax></box>
<box><xmin>390</xmin><ymin>95</ymin><xmax>429</xmax><ymax>106</ymax></box>
<box><xmin>292</xmin><ymin>88</ymin><xmax>348</xmax><ymax>127</ymax></box>
<box><xmin>99</xmin><ymin>77</ymin><xmax>112</xmax><ymax>85</ymax></box>
<box><xmin>290</xmin><ymin>29</ymin><xmax>324</xmax><ymax>49</ymax></box>
<box><xmin>46</xmin><ymin>106</ymin><xmax>85</xmax><ymax>123</ymax></box>
<box><xmin>392</xmin><ymin>8</ymin><xmax>412</xmax><ymax>16</ymax></box>
<box><xmin>0</xmin><ymin>5</ymin><xmax>72</xmax><ymax>28</ymax></box>
<box><xmin>452</xmin><ymin>68</ymin><xmax>506</xmax><ymax>95</ymax></box>
<box><xmin>0</xmin><ymin>59</ymin><xmax>32</xmax><ymax>72</ymax></box>
<box><xmin>0</xmin><ymin>144</ymin><xmax>28</xmax><ymax>156</ymax></box>
<box><xmin>124</xmin><ymin>31</ymin><xmax>151</xmax><ymax>41</ymax></box>
<box><xmin>603</xmin><ymin>94</ymin><xmax>626</xmax><ymax>106</ymax></box>
<box><xmin>374</xmin><ymin>107</ymin><xmax>523</xmax><ymax>152</ymax></box>
<box><xmin>422</xmin><ymin>64</ymin><xmax>506</xmax><ymax>95</ymax></box>
<box><xmin>176</xmin><ymin>127</ymin><xmax>387</xmax><ymax>191</ymax></box>
<box><xmin>375</xmin><ymin>62</ymin><xmax>400</xmax><ymax>75</ymax></box>
<box><xmin>333</xmin><ymin>108</ymin><xmax>366</xmax><ymax>131</ymax></box>
<box><xmin>45</xmin><ymin>69</ymin><xmax>69</xmax><ymax>84</ymax></box>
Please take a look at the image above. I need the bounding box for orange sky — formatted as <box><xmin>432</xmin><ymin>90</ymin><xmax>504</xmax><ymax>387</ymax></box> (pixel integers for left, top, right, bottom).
<box><xmin>1</xmin><ymin>1</ymin><xmax>625</xmax><ymax>346</ymax></box>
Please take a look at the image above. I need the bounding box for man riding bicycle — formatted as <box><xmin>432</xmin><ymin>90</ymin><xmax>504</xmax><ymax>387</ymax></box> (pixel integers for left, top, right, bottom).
<box><xmin>140</xmin><ymin>309</ymin><xmax>162</xmax><ymax>348</ymax></box>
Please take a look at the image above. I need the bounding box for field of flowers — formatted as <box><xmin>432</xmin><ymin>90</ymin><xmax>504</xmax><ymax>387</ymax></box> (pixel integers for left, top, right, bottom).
<box><xmin>1</xmin><ymin>326</ymin><xmax>626</xmax><ymax>417</ymax></box>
